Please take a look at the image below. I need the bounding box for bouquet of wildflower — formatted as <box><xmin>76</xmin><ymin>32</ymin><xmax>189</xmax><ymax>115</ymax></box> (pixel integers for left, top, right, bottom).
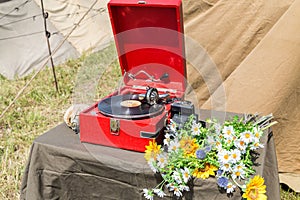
<box><xmin>143</xmin><ymin>114</ymin><xmax>276</xmax><ymax>200</ymax></box>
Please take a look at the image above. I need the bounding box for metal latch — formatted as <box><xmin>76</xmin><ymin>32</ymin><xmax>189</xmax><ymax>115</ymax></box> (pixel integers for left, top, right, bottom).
<box><xmin>138</xmin><ymin>1</ymin><xmax>146</xmax><ymax>4</ymax></box>
<box><xmin>110</xmin><ymin>119</ymin><xmax>120</xmax><ymax>135</ymax></box>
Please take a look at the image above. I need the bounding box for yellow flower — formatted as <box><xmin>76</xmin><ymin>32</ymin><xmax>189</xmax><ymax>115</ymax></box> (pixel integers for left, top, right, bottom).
<box><xmin>144</xmin><ymin>140</ymin><xmax>161</xmax><ymax>161</ymax></box>
<box><xmin>193</xmin><ymin>163</ymin><xmax>218</xmax><ymax>179</ymax></box>
<box><xmin>180</xmin><ymin>137</ymin><xmax>199</xmax><ymax>157</ymax></box>
<box><xmin>242</xmin><ymin>175</ymin><xmax>267</xmax><ymax>200</ymax></box>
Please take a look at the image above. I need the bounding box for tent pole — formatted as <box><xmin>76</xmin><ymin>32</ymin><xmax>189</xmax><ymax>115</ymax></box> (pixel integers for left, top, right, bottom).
<box><xmin>40</xmin><ymin>0</ymin><xmax>59</xmax><ymax>92</ymax></box>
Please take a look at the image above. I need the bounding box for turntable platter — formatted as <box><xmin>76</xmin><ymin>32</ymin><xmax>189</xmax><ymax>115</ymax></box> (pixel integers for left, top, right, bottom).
<box><xmin>98</xmin><ymin>94</ymin><xmax>165</xmax><ymax>119</ymax></box>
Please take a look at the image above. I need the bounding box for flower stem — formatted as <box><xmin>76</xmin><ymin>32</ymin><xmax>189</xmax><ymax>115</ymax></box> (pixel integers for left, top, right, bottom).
<box><xmin>232</xmin><ymin>177</ymin><xmax>245</xmax><ymax>190</ymax></box>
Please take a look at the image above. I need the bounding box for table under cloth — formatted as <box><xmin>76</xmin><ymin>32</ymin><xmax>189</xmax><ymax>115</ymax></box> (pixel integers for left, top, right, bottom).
<box><xmin>20</xmin><ymin>110</ymin><xmax>280</xmax><ymax>200</ymax></box>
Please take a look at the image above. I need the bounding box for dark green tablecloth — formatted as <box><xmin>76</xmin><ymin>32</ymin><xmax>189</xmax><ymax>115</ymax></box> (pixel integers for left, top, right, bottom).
<box><xmin>20</xmin><ymin>110</ymin><xmax>280</xmax><ymax>200</ymax></box>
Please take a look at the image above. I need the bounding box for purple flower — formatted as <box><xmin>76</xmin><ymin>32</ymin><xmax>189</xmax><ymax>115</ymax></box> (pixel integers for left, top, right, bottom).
<box><xmin>217</xmin><ymin>177</ymin><xmax>229</xmax><ymax>189</ymax></box>
<box><xmin>216</xmin><ymin>169</ymin><xmax>223</xmax><ymax>177</ymax></box>
<box><xmin>204</xmin><ymin>145</ymin><xmax>212</xmax><ymax>153</ymax></box>
<box><xmin>196</xmin><ymin>149</ymin><xmax>206</xmax><ymax>160</ymax></box>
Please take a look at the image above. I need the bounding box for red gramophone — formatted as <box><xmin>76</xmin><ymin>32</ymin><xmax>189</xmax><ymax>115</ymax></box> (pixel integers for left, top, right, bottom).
<box><xmin>79</xmin><ymin>0</ymin><xmax>190</xmax><ymax>152</ymax></box>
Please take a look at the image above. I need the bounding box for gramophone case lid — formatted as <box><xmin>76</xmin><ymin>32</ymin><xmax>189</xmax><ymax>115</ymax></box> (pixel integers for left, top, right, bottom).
<box><xmin>107</xmin><ymin>0</ymin><xmax>186</xmax><ymax>92</ymax></box>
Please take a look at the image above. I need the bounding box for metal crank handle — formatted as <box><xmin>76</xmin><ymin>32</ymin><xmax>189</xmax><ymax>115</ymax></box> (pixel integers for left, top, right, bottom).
<box><xmin>158</xmin><ymin>93</ymin><xmax>170</xmax><ymax>100</ymax></box>
<box><xmin>136</xmin><ymin>93</ymin><xmax>169</xmax><ymax>99</ymax></box>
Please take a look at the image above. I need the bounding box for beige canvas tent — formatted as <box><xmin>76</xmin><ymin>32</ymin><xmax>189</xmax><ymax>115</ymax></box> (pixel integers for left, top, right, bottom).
<box><xmin>0</xmin><ymin>0</ymin><xmax>112</xmax><ymax>79</ymax></box>
<box><xmin>184</xmin><ymin>0</ymin><xmax>300</xmax><ymax>192</ymax></box>
<box><xmin>1</xmin><ymin>0</ymin><xmax>299</xmax><ymax>192</ymax></box>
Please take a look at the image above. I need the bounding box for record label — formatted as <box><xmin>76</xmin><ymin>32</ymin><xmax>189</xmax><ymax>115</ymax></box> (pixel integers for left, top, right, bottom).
<box><xmin>120</xmin><ymin>100</ymin><xmax>141</xmax><ymax>108</ymax></box>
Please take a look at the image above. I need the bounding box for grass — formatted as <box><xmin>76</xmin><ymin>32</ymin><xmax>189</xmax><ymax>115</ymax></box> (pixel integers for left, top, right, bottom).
<box><xmin>0</xmin><ymin>58</ymin><xmax>80</xmax><ymax>199</ymax></box>
<box><xmin>0</xmin><ymin>43</ymin><xmax>121</xmax><ymax>199</ymax></box>
<box><xmin>0</xmin><ymin>44</ymin><xmax>299</xmax><ymax>199</ymax></box>
<box><xmin>281</xmin><ymin>184</ymin><xmax>300</xmax><ymax>200</ymax></box>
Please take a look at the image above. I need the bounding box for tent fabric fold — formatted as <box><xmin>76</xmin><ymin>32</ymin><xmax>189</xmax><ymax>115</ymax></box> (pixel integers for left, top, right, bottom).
<box><xmin>0</xmin><ymin>0</ymin><xmax>80</xmax><ymax>79</ymax></box>
<box><xmin>32</xmin><ymin>0</ymin><xmax>113</xmax><ymax>54</ymax></box>
<box><xmin>183</xmin><ymin>0</ymin><xmax>294</xmax><ymax>106</ymax></box>
<box><xmin>185</xmin><ymin>0</ymin><xmax>300</xmax><ymax>191</ymax></box>
<box><xmin>0</xmin><ymin>0</ymin><xmax>112</xmax><ymax>79</ymax></box>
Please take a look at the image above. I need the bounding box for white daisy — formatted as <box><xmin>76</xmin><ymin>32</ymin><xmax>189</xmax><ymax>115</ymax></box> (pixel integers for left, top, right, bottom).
<box><xmin>226</xmin><ymin>182</ymin><xmax>236</xmax><ymax>193</ymax></box>
<box><xmin>215</xmin><ymin>140</ymin><xmax>223</xmax><ymax>151</ymax></box>
<box><xmin>235</xmin><ymin>162</ymin><xmax>245</xmax><ymax>171</ymax></box>
<box><xmin>218</xmin><ymin>149</ymin><xmax>232</xmax><ymax>164</ymax></box>
<box><xmin>231</xmin><ymin>164</ymin><xmax>245</xmax><ymax>180</ymax></box>
<box><xmin>222</xmin><ymin>125</ymin><xmax>235</xmax><ymax>139</ymax></box>
<box><xmin>179</xmin><ymin>184</ymin><xmax>190</xmax><ymax>192</ymax></box>
<box><xmin>147</xmin><ymin>159</ymin><xmax>158</xmax><ymax>173</ymax></box>
<box><xmin>166</xmin><ymin>183</ymin><xmax>174</xmax><ymax>189</ymax></box>
<box><xmin>168</xmin><ymin>184</ymin><xmax>182</xmax><ymax>197</ymax></box>
<box><xmin>168</xmin><ymin>139</ymin><xmax>180</xmax><ymax>153</ymax></box>
<box><xmin>168</xmin><ymin>120</ymin><xmax>177</xmax><ymax>132</ymax></box>
<box><xmin>153</xmin><ymin>189</ymin><xmax>166</xmax><ymax>198</ymax></box>
<box><xmin>180</xmin><ymin>167</ymin><xmax>190</xmax><ymax>183</ymax></box>
<box><xmin>253</xmin><ymin>127</ymin><xmax>263</xmax><ymax>139</ymax></box>
<box><xmin>163</xmin><ymin>133</ymin><xmax>171</xmax><ymax>146</ymax></box>
<box><xmin>234</xmin><ymin>139</ymin><xmax>247</xmax><ymax>154</ymax></box>
<box><xmin>156</xmin><ymin>153</ymin><xmax>168</xmax><ymax>168</ymax></box>
<box><xmin>191</xmin><ymin>122</ymin><xmax>201</xmax><ymax>136</ymax></box>
<box><xmin>230</xmin><ymin>149</ymin><xmax>241</xmax><ymax>163</ymax></box>
<box><xmin>250</xmin><ymin>138</ymin><xmax>264</xmax><ymax>150</ymax></box>
<box><xmin>173</xmin><ymin>186</ymin><xmax>182</xmax><ymax>197</ymax></box>
<box><xmin>224</xmin><ymin>137</ymin><xmax>233</xmax><ymax>146</ymax></box>
<box><xmin>220</xmin><ymin>163</ymin><xmax>232</xmax><ymax>173</ymax></box>
<box><xmin>143</xmin><ymin>189</ymin><xmax>154</xmax><ymax>200</ymax></box>
<box><xmin>172</xmin><ymin>171</ymin><xmax>182</xmax><ymax>184</ymax></box>
<box><xmin>240</xmin><ymin>130</ymin><xmax>254</xmax><ymax>144</ymax></box>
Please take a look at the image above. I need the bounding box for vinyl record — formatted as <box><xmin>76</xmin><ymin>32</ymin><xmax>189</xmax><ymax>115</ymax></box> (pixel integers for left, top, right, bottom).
<box><xmin>98</xmin><ymin>94</ymin><xmax>165</xmax><ymax>119</ymax></box>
